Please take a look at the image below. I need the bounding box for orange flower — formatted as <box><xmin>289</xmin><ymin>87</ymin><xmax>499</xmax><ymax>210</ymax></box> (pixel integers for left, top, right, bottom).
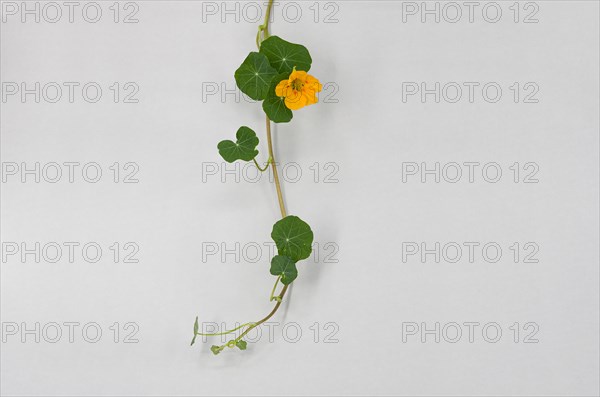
<box><xmin>275</xmin><ymin>68</ymin><xmax>323</xmax><ymax>110</ymax></box>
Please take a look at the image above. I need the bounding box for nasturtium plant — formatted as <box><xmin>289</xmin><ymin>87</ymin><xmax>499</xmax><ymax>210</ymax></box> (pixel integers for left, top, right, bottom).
<box><xmin>191</xmin><ymin>0</ymin><xmax>324</xmax><ymax>355</ymax></box>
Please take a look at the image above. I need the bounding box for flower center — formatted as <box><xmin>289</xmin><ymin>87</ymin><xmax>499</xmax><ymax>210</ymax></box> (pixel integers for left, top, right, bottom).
<box><xmin>291</xmin><ymin>78</ymin><xmax>304</xmax><ymax>91</ymax></box>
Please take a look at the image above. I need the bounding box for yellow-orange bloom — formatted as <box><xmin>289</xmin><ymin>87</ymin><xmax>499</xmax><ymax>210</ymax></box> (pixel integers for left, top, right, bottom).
<box><xmin>275</xmin><ymin>68</ymin><xmax>323</xmax><ymax>111</ymax></box>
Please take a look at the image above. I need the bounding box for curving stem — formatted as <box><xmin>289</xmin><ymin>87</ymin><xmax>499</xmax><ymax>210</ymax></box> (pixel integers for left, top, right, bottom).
<box><xmin>235</xmin><ymin>284</ymin><xmax>289</xmax><ymax>342</ymax></box>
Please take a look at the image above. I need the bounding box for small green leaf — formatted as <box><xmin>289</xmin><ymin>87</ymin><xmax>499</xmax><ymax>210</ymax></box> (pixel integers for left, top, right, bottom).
<box><xmin>270</xmin><ymin>255</ymin><xmax>298</xmax><ymax>285</ymax></box>
<box><xmin>235</xmin><ymin>340</ymin><xmax>248</xmax><ymax>350</ymax></box>
<box><xmin>271</xmin><ymin>215</ymin><xmax>314</xmax><ymax>262</ymax></box>
<box><xmin>234</xmin><ymin>52</ymin><xmax>278</xmax><ymax>101</ymax></box>
<box><xmin>210</xmin><ymin>345</ymin><xmax>222</xmax><ymax>355</ymax></box>
<box><xmin>259</xmin><ymin>36</ymin><xmax>312</xmax><ymax>75</ymax></box>
<box><xmin>263</xmin><ymin>73</ymin><xmax>293</xmax><ymax>123</ymax></box>
<box><xmin>218</xmin><ymin>126</ymin><xmax>259</xmax><ymax>163</ymax></box>
<box><xmin>190</xmin><ymin>316</ymin><xmax>199</xmax><ymax>346</ymax></box>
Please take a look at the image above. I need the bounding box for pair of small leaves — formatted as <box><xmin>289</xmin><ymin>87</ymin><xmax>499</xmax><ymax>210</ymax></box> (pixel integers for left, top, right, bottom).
<box><xmin>210</xmin><ymin>340</ymin><xmax>246</xmax><ymax>355</ymax></box>
<box><xmin>217</xmin><ymin>126</ymin><xmax>259</xmax><ymax>163</ymax></box>
<box><xmin>269</xmin><ymin>216</ymin><xmax>314</xmax><ymax>285</ymax></box>
<box><xmin>234</xmin><ymin>36</ymin><xmax>312</xmax><ymax>123</ymax></box>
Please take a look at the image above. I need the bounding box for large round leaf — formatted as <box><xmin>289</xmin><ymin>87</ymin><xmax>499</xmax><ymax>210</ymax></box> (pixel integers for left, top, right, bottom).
<box><xmin>234</xmin><ymin>52</ymin><xmax>278</xmax><ymax>101</ymax></box>
<box><xmin>271</xmin><ymin>215</ymin><xmax>314</xmax><ymax>262</ymax></box>
<box><xmin>259</xmin><ymin>36</ymin><xmax>312</xmax><ymax>75</ymax></box>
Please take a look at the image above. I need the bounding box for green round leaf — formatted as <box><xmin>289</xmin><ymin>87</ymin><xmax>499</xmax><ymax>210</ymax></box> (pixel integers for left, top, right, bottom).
<box><xmin>234</xmin><ymin>52</ymin><xmax>278</xmax><ymax>101</ymax></box>
<box><xmin>271</xmin><ymin>215</ymin><xmax>314</xmax><ymax>262</ymax></box>
<box><xmin>218</xmin><ymin>126</ymin><xmax>259</xmax><ymax>163</ymax></box>
<box><xmin>263</xmin><ymin>73</ymin><xmax>293</xmax><ymax>123</ymax></box>
<box><xmin>270</xmin><ymin>255</ymin><xmax>298</xmax><ymax>285</ymax></box>
<box><xmin>259</xmin><ymin>36</ymin><xmax>312</xmax><ymax>75</ymax></box>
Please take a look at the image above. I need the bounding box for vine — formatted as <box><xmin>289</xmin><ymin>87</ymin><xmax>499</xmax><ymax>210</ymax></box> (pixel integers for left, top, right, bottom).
<box><xmin>191</xmin><ymin>0</ymin><xmax>323</xmax><ymax>354</ymax></box>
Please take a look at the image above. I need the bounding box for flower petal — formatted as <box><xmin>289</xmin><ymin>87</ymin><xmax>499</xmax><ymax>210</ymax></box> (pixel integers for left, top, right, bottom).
<box><xmin>289</xmin><ymin>69</ymin><xmax>308</xmax><ymax>82</ymax></box>
<box><xmin>275</xmin><ymin>80</ymin><xmax>289</xmax><ymax>97</ymax></box>
<box><xmin>285</xmin><ymin>90</ymin><xmax>308</xmax><ymax>110</ymax></box>
<box><xmin>304</xmin><ymin>90</ymin><xmax>318</xmax><ymax>105</ymax></box>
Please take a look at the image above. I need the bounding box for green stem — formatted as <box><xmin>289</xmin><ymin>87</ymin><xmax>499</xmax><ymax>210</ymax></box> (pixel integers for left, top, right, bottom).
<box><xmin>262</xmin><ymin>0</ymin><xmax>274</xmax><ymax>39</ymax></box>
<box><xmin>253</xmin><ymin>157</ymin><xmax>270</xmax><ymax>172</ymax></box>
<box><xmin>269</xmin><ymin>275</ymin><xmax>282</xmax><ymax>302</ymax></box>
<box><xmin>195</xmin><ymin>322</ymin><xmax>255</xmax><ymax>337</ymax></box>
<box><xmin>256</xmin><ymin>0</ymin><xmax>275</xmax><ymax>48</ymax></box>
<box><xmin>235</xmin><ymin>284</ymin><xmax>289</xmax><ymax>342</ymax></box>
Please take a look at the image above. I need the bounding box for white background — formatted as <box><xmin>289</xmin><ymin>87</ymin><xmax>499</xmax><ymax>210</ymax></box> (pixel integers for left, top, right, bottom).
<box><xmin>1</xmin><ymin>1</ymin><xmax>599</xmax><ymax>396</ymax></box>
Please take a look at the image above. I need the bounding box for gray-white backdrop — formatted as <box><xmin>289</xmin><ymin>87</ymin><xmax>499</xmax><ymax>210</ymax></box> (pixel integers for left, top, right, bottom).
<box><xmin>1</xmin><ymin>1</ymin><xmax>599</xmax><ymax>396</ymax></box>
